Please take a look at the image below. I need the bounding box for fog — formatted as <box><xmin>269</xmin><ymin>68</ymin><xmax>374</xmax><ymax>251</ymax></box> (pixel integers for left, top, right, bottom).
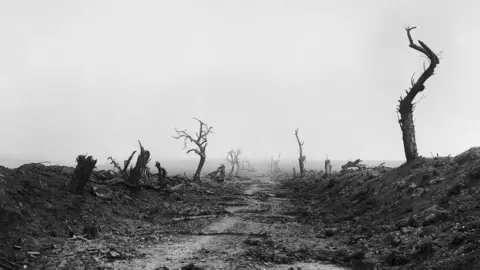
<box><xmin>1</xmin><ymin>1</ymin><xmax>479</xmax><ymax>168</ymax></box>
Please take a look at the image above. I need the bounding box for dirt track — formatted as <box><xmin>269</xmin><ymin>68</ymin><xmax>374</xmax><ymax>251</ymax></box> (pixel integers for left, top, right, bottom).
<box><xmin>113</xmin><ymin>175</ymin><xmax>348</xmax><ymax>270</ymax></box>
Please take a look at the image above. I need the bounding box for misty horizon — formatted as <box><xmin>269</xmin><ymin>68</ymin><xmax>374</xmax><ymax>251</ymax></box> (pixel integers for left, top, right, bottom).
<box><xmin>1</xmin><ymin>1</ymin><xmax>479</xmax><ymax>167</ymax></box>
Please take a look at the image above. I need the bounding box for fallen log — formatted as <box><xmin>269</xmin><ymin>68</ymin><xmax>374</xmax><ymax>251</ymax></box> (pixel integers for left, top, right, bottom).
<box><xmin>341</xmin><ymin>159</ymin><xmax>367</xmax><ymax>171</ymax></box>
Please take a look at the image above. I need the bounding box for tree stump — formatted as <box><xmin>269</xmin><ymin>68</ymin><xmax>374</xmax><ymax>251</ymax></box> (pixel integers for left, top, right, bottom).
<box><xmin>324</xmin><ymin>159</ymin><xmax>332</xmax><ymax>177</ymax></box>
<box><xmin>126</xmin><ymin>141</ymin><xmax>151</xmax><ymax>186</ymax></box>
<box><xmin>155</xmin><ymin>162</ymin><xmax>168</xmax><ymax>190</ymax></box>
<box><xmin>68</xmin><ymin>155</ymin><xmax>97</xmax><ymax>195</ymax></box>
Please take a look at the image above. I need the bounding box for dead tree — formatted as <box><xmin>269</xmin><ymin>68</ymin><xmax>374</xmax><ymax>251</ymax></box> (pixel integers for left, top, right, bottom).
<box><xmin>68</xmin><ymin>155</ymin><xmax>97</xmax><ymax>194</ymax></box>
<box><xmin>398</xmin><ymin>26</ymin><xmax>440</xmax><ymax>162</ymax></box>
<box><xmin>107</xmin><ymin>150</ymin><xmax>136</xmax><ymax>179</ymax></box>
<box><xmin>155</xmin><ymin>161</ymin><xmax>168</xmax><ymax>189</ymax></box>
<box><xmin>294</xmin><ymin>129</ymin><xmax>306</xmax><ymax>177</ymax></box>
<box><xmin>272</xmin><ymin>153</ymin><xmax>282</xmax><ymax>175</ymax></box>
<box><xmin>341</xmin><ymin>159</ymin><xmax>366</xmax><ymax>171</ymax></box>
<box><xmin>206</xmin><ymin>164</ymin><xmax>225</xmax><ymax>181</ymax></box>
<box><xmin>241</xmin><ymin>160</ymin><xmax>256</xmax><ymax>172</ymax></box>
<box><xmin>226</xmin><ymin>149</ymin><xmax>241</xmax><ymax>176</ymax></box>
<box><xmin>324</xmin><ymin>156</ymin><xmax>332</xmax><ymax>177</ymax></box>
<box><xmin>173</xmin><ymin>117</ymin><xmax>214</xmax><ymax>182</ymax></box>
<box><xmin>126</xmin><ymin>141</ymin><xmax>151</xmax><ymax>185</ymax></box>
<box><xmin>233</xmin><ymin>149</ymin><xmax>241</xmax><ymax>176</ymax></box>
<box><xmin>226</xmin><ymin>150</ymin><xmax>235</xmax><ymax>176</ymax></box>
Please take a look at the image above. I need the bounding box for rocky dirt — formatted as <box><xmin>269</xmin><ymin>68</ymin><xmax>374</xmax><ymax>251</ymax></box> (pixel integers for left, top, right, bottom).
<box><xmin>4</xmin><ymin>148</ymin><xmax>480</xmax><ymax>269</ymax></box>
<box><xmin>112</xmin><ymin>177</ymin><xmax>347</xmax><ymax>270</ymax></box>
<box><xmin>0</xmin><ymin>163</ymin><xmax>347</xmax><ymax>270</ymax></box>
<box><xmin>282</xmin><ymin>148</ymin><xmax>480</xmax><ymax>269</ymax></box>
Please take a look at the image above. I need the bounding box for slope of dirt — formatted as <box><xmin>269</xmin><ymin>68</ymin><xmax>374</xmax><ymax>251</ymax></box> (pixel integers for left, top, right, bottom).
<box><xmin>0</xmin><ymin>163</ymin><xmax>242</xmax><ymax>270</ymax></box>
<box><xmin>282</xmin><ymin>147</ymin><xmax>480</xmax><ymax>269</ymax></box>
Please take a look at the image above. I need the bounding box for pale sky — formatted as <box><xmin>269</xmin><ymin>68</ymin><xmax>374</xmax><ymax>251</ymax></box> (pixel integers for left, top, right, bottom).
<box><xmin>1</xmin><ymin>0</ymin><xmax>479</xmax><ymax>165</ymax></box>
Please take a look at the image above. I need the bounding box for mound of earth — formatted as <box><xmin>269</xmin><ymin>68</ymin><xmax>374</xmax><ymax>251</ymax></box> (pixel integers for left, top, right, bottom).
<box><xmin>0</xmin><ymin>163</ymin><xmax>241</xmax><ymax>270</ymax></box>
<box><xmin>283</xmin><ymin>147</ymin><xmax>480</xmax><ymax>269</ymax></box>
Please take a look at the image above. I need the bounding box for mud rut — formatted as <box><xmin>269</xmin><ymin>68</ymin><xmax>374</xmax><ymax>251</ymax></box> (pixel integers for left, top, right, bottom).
<box><xmin>113</xmin><ymin>176</ymin><xmax>347</xmax><ymax>270</ymax></box>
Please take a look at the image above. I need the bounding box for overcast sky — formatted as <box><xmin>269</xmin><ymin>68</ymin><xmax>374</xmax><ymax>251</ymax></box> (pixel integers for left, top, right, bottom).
<box><xmin>1</xmin><ymin>0</ymin><xmax>479</xmax><ymax>165</ymax></box>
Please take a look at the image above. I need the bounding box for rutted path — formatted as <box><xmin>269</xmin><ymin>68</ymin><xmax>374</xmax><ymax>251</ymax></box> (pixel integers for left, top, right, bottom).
<box><xmin>113</xmin><ymin>176</ymin><xmax>348</xmax><ymax>270</ymax></box>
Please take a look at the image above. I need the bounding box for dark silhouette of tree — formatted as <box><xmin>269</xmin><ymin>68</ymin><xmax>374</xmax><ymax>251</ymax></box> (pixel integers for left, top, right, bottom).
<box><xmin>68</xmin><ymin>155</ymin><xmax>97</xmax><ymax>194</ymax></box>
<box><xmin>226</xmin><ymin>148</ymin><xmax>241</xmax><ymax>176</ymax></box>
<box><xmin>294</xmin><ymin>129</ymin><xmax>306</xmax><ymax>177</ymax></box>
<box><xmin>126</xmin><ymin>141</ymin><xmax>151</xmax><ymax>185</ymax></box>
<box><xmin>173</xmin><ymin>118</ymin><xmax>214</xmax><ymax>181</ymax></box>
<box><xmin>398</xmin><ymin>26</ymin><xmax>440</xmax><ymax>162</ymax></box>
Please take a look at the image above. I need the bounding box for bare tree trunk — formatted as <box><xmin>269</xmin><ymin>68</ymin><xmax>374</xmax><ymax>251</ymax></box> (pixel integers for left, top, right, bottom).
<box><xmin>324</xmin><ymin>159</ymin><xmax>332</xmax><ymax>177</ymax></box>
<box><xmin>126</xmin><ymin>141</ymin><xmax>151</xmax><ymax>185</ymax></box>
<box><xmin>398</xmin><ymin>26</ymin><xmax>440</xmax><ymax>163</ymax></box>
<box><xmin>68</xmin><ymin>155</ymin><xmax>97</xmax><ymax>194</ymax></box>
<box><xmin>399</xmin><ymin>111</ymin><xmax>418</xmax><ymax>162</ymax></box>
<box><xmin>173</xmin><ymin>117</ymin><xmax>213</xmax><ymax>182</ymax></box>
<box><xmin>194</xmin><ymin>155</ymin><xmax>206</xmax><ymax>181</ymax></box>
<box><xmin>155</xmin><ymin>162</ymin><xmax>167</xmax><ymax>189</ymax></box>
<box><xmin>299</xmin><ymin>158</ymin><xmax>305</xmax><ymax>178</ymax></box>
<box><xmin>229</xmin><ymin>164</ymin><xmax>234</xmax><ymax>176</ymax></box>
<box><xmin>294</xmin><ymin>129</ymin><xmax>306</xmax><ymax>177</ymax></box>
<box><xmin>293</xmin><ymin>167</ymin><xmax>296</xmax><ymax>177</ymax></box>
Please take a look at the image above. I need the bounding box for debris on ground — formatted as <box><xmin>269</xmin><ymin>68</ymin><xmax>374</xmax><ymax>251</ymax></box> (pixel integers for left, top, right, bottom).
<box><xmin>282</xmin><ymin>148</ymin><xmax>480</xmax><ymax>269</ymax></box>
<box><xmin>0</xmin><ymin>162</ymin><xmax>242</xmax><ymax>269</ymax></box>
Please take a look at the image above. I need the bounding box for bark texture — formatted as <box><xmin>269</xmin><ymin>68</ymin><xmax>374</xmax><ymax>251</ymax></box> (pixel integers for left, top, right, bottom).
<box><xmin>294</xmin><ymin>129</ymin><xmax>306</xmax><ymax>178</ymax></box>
<box><xmin>126</xmin><ymin>141</ymin><xmax>151</xmax><ymax>185</ymax></box>
<box><xmin>68</xmin><ymin>155</ymin><xmax>97</xmax><ymax>194</ymax></box>
<box><xmin>398</xmin><ymin>26</ymin><xmax>440</xmax><ymax>163</ymax></box>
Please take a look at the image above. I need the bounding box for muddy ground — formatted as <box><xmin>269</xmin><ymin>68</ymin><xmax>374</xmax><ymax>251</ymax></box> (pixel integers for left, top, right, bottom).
<box><xmin>0</xmin><ymin>164</ymin><xmax>348</xmax><ymax>270</ymax></box>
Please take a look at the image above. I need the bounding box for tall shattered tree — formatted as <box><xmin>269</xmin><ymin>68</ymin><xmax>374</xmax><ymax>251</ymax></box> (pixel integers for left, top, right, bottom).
<box><xmin>294</xmin><ymin>129</ymin><xmax>306</xmax><ymax>177</ymax></box>
<box><xmin>126</xmin><ymin>141</ymin><xmax>151</xmax><ymax>185</ymax></box>
<box><xmin>398</xmin><ymin>26</ymin><xmax>440</xmax><ymax>163</ymax></box>
<box><xmin>173</xmin><ymin>117</ymin><xmax>214</xmax><ymax>182</ymax></box>
<box><xmin>68</xmin><ymin>155</ymin><xmax>97</xmax><ymax>194</ymax></box>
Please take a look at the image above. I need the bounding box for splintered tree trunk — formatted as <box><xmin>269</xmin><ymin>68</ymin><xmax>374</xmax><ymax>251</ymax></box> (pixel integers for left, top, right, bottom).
<box><xmin>194</xmin><ymin>155</ymin><xmax>206</xmax><ymax>182</ymax></box>
<box><xmin>69</xmin><ymin>155</ymin><xmax>97</xmax><ymax>194</ymax></box>
<box><xmin>126</xmin><ymin>141</ymin><xmax>151</xmax><ymax>185</ymax></box>
<box><xmin>294</xmin><ymin>129</ymin><xmax>305</xmax><ymax>178</ymax></box>
<box><xmin>397</xmin><ymin>26</ymin><xmax>440</xmax><ymax>163</ymax></box>
<box><xmin>293</xmin><ymin>167</ymin><xmax>296</xmax><ymax>177</ymax></box>
<box><xmin>399</xmin><ymin>111</ymin><xmax>418</xmax><ymax>162</ymax></box>
<box><xmin>299</xmin><ymin>157</ymin><xmax>305</xmax><ymax>178</ymax></box>
<box><xmin>324</xmin><ymin>159</ymin><xmax>332</xmax><ymax>177</ymax></box>
<box><xmin>155</xmin><ymin>162</ymin><xmax>167</xmax><ymax>189</ymax></box>
<box><xmin>235</xmin><ymin>164</ymin><xmax>240</xmax><ymax>176</ymax></box>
